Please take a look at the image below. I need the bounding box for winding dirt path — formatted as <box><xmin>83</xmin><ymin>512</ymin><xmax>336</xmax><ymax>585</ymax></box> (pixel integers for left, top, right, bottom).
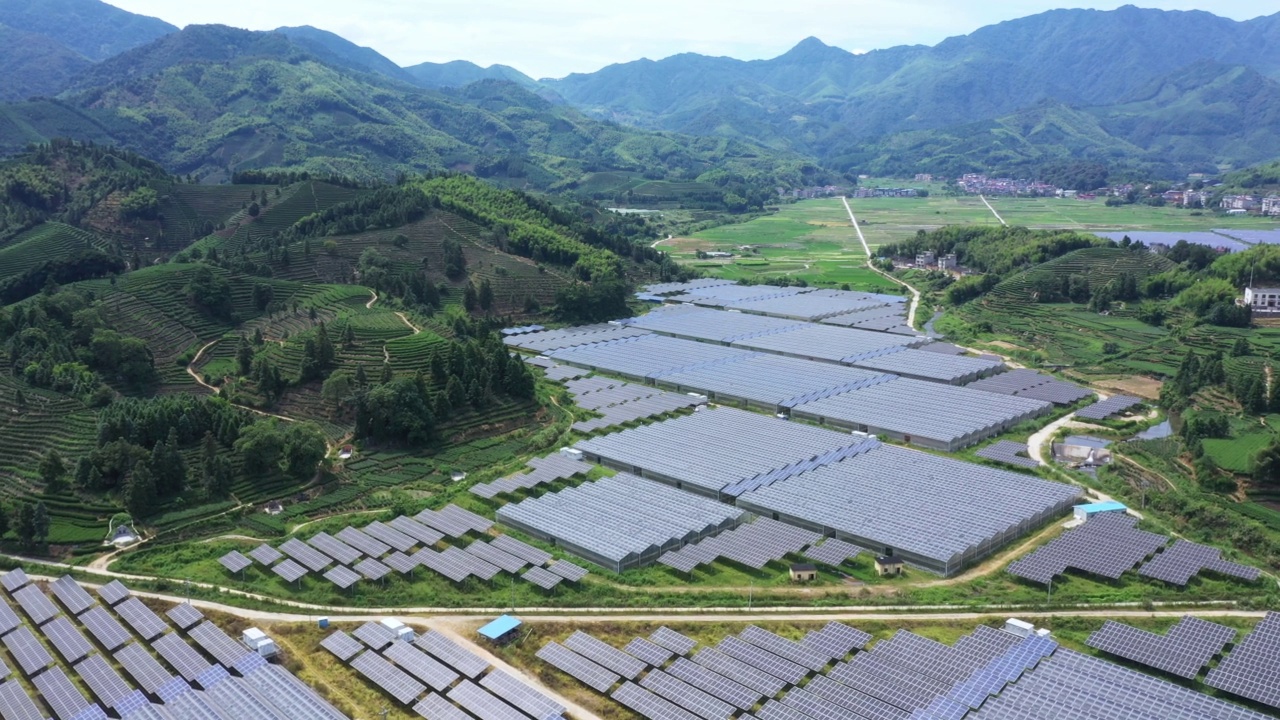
<box><xmin>841</xmin><ymin>197</ymin><xmax>923</xmax><ymax>328</ymax></box>
<box><xmin>365</xmin><ymin>289</ymin><xmax>378</xmax><ymax>309</ymax></box>
<box><xmin>979</xmin><ymin>194</ymin><xmax>1008</xmax><ymax>226</ymax></box>
<box><xmin>395</xmin><ymin>311</ymin><xmax>421</xmax><ymax>335</ymax></box>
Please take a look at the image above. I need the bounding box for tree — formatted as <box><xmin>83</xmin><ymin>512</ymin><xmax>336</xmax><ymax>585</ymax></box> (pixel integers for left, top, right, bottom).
<box><xmin>148</xmin><ymin>429</ymin><xmax>187</xmax><ymax>496</ymax></box>
<box><xmin>1231</xmin><ymin>338</ymin><xmax>1251</xmax><ymax>357</ymax></box>
<box><xmin>463</xmin><ymin>282</ymin><xmax>478</xmax><ymax>312</ymax></box>
<box><xmin>0</xmin><ymin>503</ymin><xmax>8</xmax><ymax>539</ymax></box>
<box><xmin>14</xmin><ymin>388</ymin><xmax>25</xmax><ymax>410</ymax></box>
<box><xmin>1254</xmin><ymin>441</ymin><xmax>1280</xmax><ymax>488</ymax></box>
<box><xmin>38</xmin><ymin>449</ymin><xmax>67</xmax><ymax>494</ymax></box>
<box><xmin>236</xmin><ymin>340</ymin><xmax>254</xmax><ymax>376</ymax></box>
<box><xmin>479</xmin><ymin>279</ymin><xmax>494</xmax><ymax>312</ymax></box>
<box><xmin>380</xmin><ymin>362</ymin><xmax>393</xmax><ymax>384</ymax></box>
<box><xmin>122</xmin><ymin>465</ymin><xmax>156</xmax><ymax>517</ymax></box>
<box><xmin>281</xmin><ymin>423</ymin><xmax>326</xmax><ymax>480</ymax></box>
<box><xmin>354</xmin><ymin>363</ymin><xmax>368</xmax><ymax>386</ymax></box>
<box><xmin>203</xmin><ymin>455</ymin><xmax>233</xmax><ymax>499</ymax></box>
<box><xmin>342</xmin><ymin>323</ymin><xmax>355</xmax><ymax>348</ymax></box>
<box><xmin>15</xmin><ymin>503</ymin><xmax>36</xmax><ymax>547</ymax></box>
<box><xmin>252</xmin><ymin>283</ymin><xmax>274</xmax><ymax>311</ymax></box>
<box><xmin>247</xmin><ymin>202</ymin><xmax>260</xmax><ymax>217</ymax></box>
<box><xmin>445</xmin><ymin>375</ymin><xmax>466</xmax><ymax>408</ymax></box>
<box><xmin>32</xmin><ymin>502</ymin><xmax>48</xmax><ymax>545</ymax></box>
<box><xmin>317</xmin><ymin>323</ymin><xmax>335</xmax><ymax>367</ymax></box>
<box><xmin>234</xmin><ymin>421</ymin><xmax>285</xmax><ymax>475</ymax></box>
<box><xmin>321</xmin><ymin>372</ymin><xmax>354</xmax><ymax>414</ymax></box>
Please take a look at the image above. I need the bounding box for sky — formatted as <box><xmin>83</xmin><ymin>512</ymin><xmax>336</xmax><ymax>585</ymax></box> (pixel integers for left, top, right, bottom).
<box><xmin>107</xmin><ymin>0</ymin><xmax>1276</xmax><ymax>79</ymax></box>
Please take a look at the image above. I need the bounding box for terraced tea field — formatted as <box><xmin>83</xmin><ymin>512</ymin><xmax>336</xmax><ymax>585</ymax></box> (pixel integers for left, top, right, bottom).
<box><xmin>0</xmin><ymin>223</ymin><xmax>110</xmax><ymax>278</ymax></box>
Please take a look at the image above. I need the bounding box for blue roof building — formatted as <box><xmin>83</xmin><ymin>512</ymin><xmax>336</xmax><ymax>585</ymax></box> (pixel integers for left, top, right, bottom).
<box><xmin>478</xmin><ymin>615</ymin><xmax>523</xmax><ymax>644</ymax></box>
<box><xmin>1074</xmin><ymin>501</ymin><xmax>1127</xmax><ymax>522</ymax></box>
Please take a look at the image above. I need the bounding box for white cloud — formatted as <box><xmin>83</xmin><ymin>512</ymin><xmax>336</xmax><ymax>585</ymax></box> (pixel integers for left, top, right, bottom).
<box><xmin>106</xmin><ymin>0</ymin><xmax>1277</xmax><ymax>78</ymax></box>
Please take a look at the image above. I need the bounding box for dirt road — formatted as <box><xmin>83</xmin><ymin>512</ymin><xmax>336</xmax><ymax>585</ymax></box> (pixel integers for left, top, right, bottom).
<box><xmin>840</xmin><ymin>197</ymin><xmax>923</xmax><ymax>327</ymax></box>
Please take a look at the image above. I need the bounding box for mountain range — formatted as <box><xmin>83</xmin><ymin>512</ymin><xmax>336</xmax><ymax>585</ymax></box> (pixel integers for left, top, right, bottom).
<box><xmin>1</xmin><ymin>0</ymin><xmax>1279</xmax><ymax>183</ymax></box>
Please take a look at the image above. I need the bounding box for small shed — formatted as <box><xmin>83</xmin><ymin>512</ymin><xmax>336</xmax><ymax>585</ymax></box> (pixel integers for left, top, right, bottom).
<box><xmin>242</xmin><ymin>628</ymin><xmax>279</xmax><ymax>658</ymax></box>
<box><xmin>478</xmin><ymin>615</ymin><xmax>523</xmax><ymax>645</ymax></box>
<box><xmin>1073</xmin><ymin>501</ymin><xmax>1127</xmax><ymax>523</ymax></box>
<box><xmin>789</xmin><ymin>563</ymin><xmax>817</xmax><ymax>583</ymax></box>
<box><xmin>875</xmin><ymin>556</ymin><xmax>904</xmax><ymax>577</ymax></box>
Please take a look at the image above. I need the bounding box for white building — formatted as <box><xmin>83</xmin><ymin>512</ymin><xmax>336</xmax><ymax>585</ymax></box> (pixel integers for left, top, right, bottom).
<box><xmin>1263</xmin><ymin>196</ymin><xmax>1280</xmax><ymax>216</ymax></box>
<box><xmin>1245</xmin><ymin>287</ymin><xmax>1280</xmax><ymax>310</ymax></box>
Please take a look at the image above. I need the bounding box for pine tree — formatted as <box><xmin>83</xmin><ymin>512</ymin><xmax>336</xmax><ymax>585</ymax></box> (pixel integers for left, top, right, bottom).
<box><xmin>479</xmin><ymin>279</ymin><xmax>494</xmax><ymax>312</ymax></box>
<box><xmin>354</xmin><ymin>363</ymin><xmax>368</xmax><ymax>386</ymax></box>
<box><xmin>342</xmin><ymin>323</ymin><xmax>355</xmax><ymax>348</ymax></box>
<box><xmin>380</xmin><ymin>362</ymin><xmax>393</xmax><ymax>384</ymax></box>
<box><xmin>15</xmin><ymin>503</ymin><xmax>36</xmax><ymax>547</ymax></box>
<box><xmin>38</xmin><ymin>449</ymin><xmax>67</xmax><ymax>494</ymax></box>
<box><xmin>32</xmin><ymin>502</ymin><xmax>48</xmax><ymax>545</ymax></box>
<box><xmin>236</xmin><ymin>340</ymin><xmax>254</xmax><ymax>376</ymax></box>
<box><xmin>463</xmin><ymin>282</ymin><xmax>478</xmax><ymax>312</ymax></box>
<box><xmin>317</xmin><ymin>323</ymin><xmax>335</xmax><ymax>367</ymax></box>
<box><xmin>123</xmin><ymin>465</ymin><xmax>157</xmax><ymax>517</ymax></box>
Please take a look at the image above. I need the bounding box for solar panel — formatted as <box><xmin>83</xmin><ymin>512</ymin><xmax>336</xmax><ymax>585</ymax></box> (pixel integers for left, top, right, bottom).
<box><xmin>415</xmin><ymin>630</ymin><xmax>489</xmax><ymax>678</ymax></box>
<box><xmin>336</xmin><ymin>527</ymin><xmax>391</xmax><ymax>558</ymax></box>
<box><xmin>31</xmin><ymin>665</ymin><xmax>93</xmax><ymax>720</ymax></box>
<box><xmin>717</xmin><ymin>636</ymin><xmax>808</xmax><ymax>685</ymax></box>
<box><xmin>114</xmin><ymin>598</ymin><xmax>168</xmax><ymax>641</ymax></box>
<box><xmin>536</xmin><ymin>641</ymin><xmax>620</xmax><ymax>693</ymax></box>
<box><xmin>13</xmin><ymin>583</ymin><xmax>60</xmax><ymax>625</ymax></box>
<box><xmin>166</xmin><ymin>603</ymin><xmax>204</xmax><ymax>631</ymax></box>
<box><xmin>240</xmin><ymin>662</ymin><xmax>350</xmax><ymax>720</ymax></box>
<box><xmin>383</xmin><ymin>640</ymin><xmax>460</xmax><ymax>691</ymax></box>
<box><xmin>479</xmin><ymin>669</ymin><xmax>567</xmax><ymax>720</ymax></box>
<box><xmin>0</xmin><ymin>568</ymin><xmax>30</xmax><ymax>593</ymax></box>
<box><xmin>280</xmin><ymin>538</ymin><xmax>333</xmax><ymax>572</ymax></box>
<box><xmin>321</xmin><ymin>631</ymin><xmax>365</xmax><ymax>662</ymax></box>
<box><xmin>1138</xmin><ymin>539</ymin><xmax>1261</xmax><ymax>587</ymax></box>
<box><xmin>546</xmin><ymin>560</ymin><xmax>589</xmax><ymax>582</ymax></box>
<box><xmin>351</xmin><ymin>651</ymin><xmax>426</xmax><ymax>705</ymax></box>
<box><xmin>0</xmin><ymin>654</ymin><xmax>8</xmax><ymax>681</ymax></box>
<box><xmin>491</xmin><ymin>536</ymin><xmax>553</xmax><ymax>566</ymax></box>
<box><xmin>153</xmin><ymin>632</ymin><xmax>213</xmax><ymax>682</ymax></box>
<box><xmin>413</xmin><ymin>549</ymin><xmax>469</xmax><ymax>583</ymax></box>
<box><xmin>802</xmin><ymin>538</ymin><xmax>865</xmax><ymax>568</ymax></box>
<box><xmin>413</xmin><ymin>693</ymin><xmax>473</xmax><ymax>720</ymax></box>
<box><xmin>324</xmin><ymin>565</ymin><xmax>362</xmax><ymax>590</ymax></box>
<box><xmin>248</xmin><ymin>544</ymin><xmax>284</xmax><ymax>566</ymax></box>
<box><xmin>446</xmin><ymin>679</ymin><xmax>527</xmax><ymax>720</ymax></box>
<box><xmin>188</xmin><ymin>621</ymin><xmax>251</xmax><ymax>667</ymax></box>
<box><xmin>974</xmin><ymin>440</ymin><xmax>1041</xmax><ymax>470</ymax></box>
<box><xmin>384</xmin><ymin>552</ymin><xmax>419</xmax><ymax>575</ymax></box>
<box><xmin>611</xmin><ymin>681</ymin><xmax>701</xmax><ymax>720</ymax></box>
<box><xmin>202</xmin><ymin>675</ymin><xmax>285</xmax><ymax>719</ymax></box>
<box><xmin>739</xmin><ymin>626</ymin><xmax>829</xmax><ymax>672</ymax></box>
<box><xmin>218</xmin><ymin>551</ymin><xmax>252</xmax><ymax>574</ymax></box>
<box><xmin>75</xmin><ymin>653</ymin><xmax>134</xmax><ymax>709</ymax></box>
<box><xmin>97</xmin><ymin>580</ymin><xmax>130</xmax><ymax>606</ymax></box>
<box><xmin>463</xmin><ymin>541</ymin><xmax>528</xmax><ymax>574</ymax></box>
<box><xmin>0</xmin><ymin>679</ymin><xmax>46</xmax><ymax>720</ymax></box>
<box><xmin>666</xmin><ymin>657</ymin><xmax>761</xmax><ymax>710</ymax></box>
<box><xmin>354</xmin><ymin>622</ymin><xmax>397</xmax><ymax>651</ymax></box>
<box><xmin>443</xmin><ymin>547</ymin><xmax>501</xmax><ymax>581</ymax></box>
<box><xmin>1086</xmin><ymin>616</ymin><xmax>1236</xmax><ymax>680</ymax></box>
<box><xmin>272</xmin><ymin>559</ymin><xmax>308</xmax><ymax>583</ymax></box>
<box><xmin>756</xmin><ymin>699</ymin><xmax>811</xmax><ymax>720</ymax></box>
<box><xmin>641</xmin><ymin>668</ymin><xmax>737</xmax><ymax>720</ymax></box>
<box><xmin>624</xmin><ymin>637</ymin><xmax>675</xmax><ymax>667</ymax></box>
<box><xmin>389</xmin><ymin>516</ymin><xmax>445</xmax><ymax>547</ymax></box>
<box><xmin>521</xmin><ymin>566</ymin><xmax>562</xmax><ymax>590</ymax></box>
<box><xmin>41</xmin><ymin>616</ymin><xmax>93</xmax><ymax>663</ymax></box>
<box><xmin>49</xmin><ymin>576</ymin><xmax>96</xmax><ymax>615</ymax></box>
<box><xmin>363</xmin><ymin>522</ymin><xmax>418</xmax><ymax>553</ymax></box>
<box><xmin>413</xmin><ymin>508</ymin><xmax>472</xmax><ymax>539</ymax></box>
<box><xmin>4</xmin><ymin>626</ymin><xmax>53</xmax><ymax>676</ymax></box>
<box><xmin>308</xmin><ymin>533</ymin><xmax>362</xmax><ymax>566</ymax></box>
<box><xmin>801</xmin><ymin>622</ymin><xmax>871</xmax><ymax>661</ymax></box>
<box><xmin>691</xmin><ymin>647</ymin><xmax>787</xmax><ymax>698</ymax></box>
<box><xmin>1007</xmin><ymin>512</ymin><xmax>1168</xmax><ymax>584</ymax></box>
<box><xmin>0</xmin><ymin>596</ymin><xmax>21</xmax><ymax>636</ymax></box>
<box><xmin>114</xmin><ymin>642</ymin><xmax>177</xmax><ymax>694</ymax></box>
<box><xmin>1205</xmin><ymin>611</ymin><xmax>1280</xmax><ymax>710</ymax></box>
<box><xmin>354</xmin><ymin>558</ymin><xmax>392</xmax><ymax>581</ymax></box>
<box><xmin>564</xmin><ymin>631</ymin><xmax>646</xmax><ymax>680</ymax></box>
<box><xmin>439</xmin><ymin>505</ymin><xmax>495</xmax><ymax>534</ymax></box>
<box><xmin>649</xmin><ymin>627</ymin><xmax>698</xmax><ymax>656</ymax></box>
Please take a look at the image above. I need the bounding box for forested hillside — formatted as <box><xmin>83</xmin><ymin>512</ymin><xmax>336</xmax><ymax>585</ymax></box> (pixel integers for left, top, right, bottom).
<box><xmin>0</xmin><ymin>141</ymin><xmax>675</xmax><ymax>549</ymax></box>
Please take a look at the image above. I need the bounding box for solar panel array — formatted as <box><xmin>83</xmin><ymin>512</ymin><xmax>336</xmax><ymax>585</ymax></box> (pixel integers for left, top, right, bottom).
<box><xmin>497</xmin><ymin>472</ymin><xmax>745</xmax><ymax>572</ymax></box>
<box><xmin>802</xmin><ymin>622</ymin><xmax>872</xmax><ymax>661</ymax></box>
<box><xmin>273</xmin><ymin>558</ymin><xmax>308</xmax><ymax>583</ymax></box>
<box><xmin>739</xmin><ymin>443</ymin><xmax>1082</xmax><ymax>575</ymax></box>
<box><xmin>337</xmin><ymin>526</ymin><xmax>391</xmax><ymax>558</ymax></box>
<box><xmin>1086</xmin><ymin>616</ymin><xmax>1236</xmax><ymax>679</ymax></box>
<box><xmin>75</xmin><ymin>653</ymin><xmax>133</xmax><ymax>710</ymax></box>
<box><xmin>505</xmin><ymin>323</ymin><xmax>653</xmax><ymax>353</ymax></box>
<box><xmin>802</xmin><ymin>538</ymin><xmax>866</xmax><ymax>568</ymax></box>
<box><xmin>32</xmin><ymin>665</ymin><xmax>91</xmax><ymax>719</ymax></box>
<box><xmin>480</xmin><ymin>669</ymin><xmax>567</xmax><ymax>720</ymax></box>
<box><xmin>641</xmin><ymin>668</ymin><xmax>737</xmax><ymax>720</ymax></box>
<box><xmin>49</xmin><ymin>576</ymin><xmax>96</xmax><ymax>615</ymax></box>
<box><xmin>650</xmin><ymin>627</ymin><xmax>698</xmax><ymax>657</ymax></box>
<box><xmin>659</xmin><ymin>517</ymin><xmax>820</xmax><ymax>572</ymax></box>
<box><xmin>471</xmin><ymin>452</ymin><xmax>590</xmax><ymax>498</ymax></box>
<box><xmin>0</xmin><ymin>567</ymin><xmax>29</xmax><ymax>592</ymax></box>
<box><xmin>189</xmin><ymin>621</ymin><xmax>252</xmax><ymax>666</ymax></box>
<box><xmin>624</xmin><ymin>637</ymin><xmax>675</xmax><ymax>667</ymax></box>
<box><xmin>416</xmin><ymin>505</ymin><xmax>492</xmax><ymax>538</ymax></box>
<box><xmin>41</xmin><ymin>616</ymin><xmax>93</xmax><ymax>664</ymax></box>
<box><xmin>248</xmin><ymin>543</ymin><xmax>284</xmax><ymax>565</ymax></box>
<box><xmin>718</xmin><ymin>635</ymin><xmax>810</xmax><ymax>685</ymax></box>
<box><xmin>280</xmin><ymin>537</ymin><xmax>333</xmax><ymax>572</ymax></box>
<box><xmin>80</xmin><ymin>606</ymin><xmax>132</xmax><ymax>651</ymax></box>
<box><xmin>666</xmin><ymin>656</ymin><xmax>759</xmax><ymax>710</ymax></box>
<box><xmin>153</xmin><ymin>632</ymin><xmax>212</xmax><ymax>681</ymax></box>
<box><xmin>612</xmin><ymin>681</ymin><xmax>701</xmax><ymax>720</ymax></box>
<box><xmin>218</xmin><ymin>550</ymin><xmax>252</xmax><ymax>574</ymax></box>
<box><xmin>97</xmin><ymin>580</ymin><xmax>130</xmax><ymax>606</ymax></box>
<box><xmin>13</xmin><ymin>583</ymin><xmax>60</xmax><ymax>625</ymax></box>
<box><xmin>1007</xmin><ymin>512</ymin><xmax>1169</xmax><ymax>584</ymax></box>
<box><xmin>309</xmin><ymin>532</ymin><xmax>362</xmax><ymax>565</ymax></box>
<box><xmin>565</xmin><ymin>631</ymin><xmax>647</xmax><ymax>680</ymax></box>
<box><xmin>537</xmin><ymin>641</ymin><xmax>621</xmax><ymax>692</ymax></box>
<box><xmin>1206</xmin><ymin>611</ymin><xmax>1280</xmax><ymax>710</ymax></box>
<box><xmin>522</xmin><ymin>566</ymin><xmax>563</xmax><ymax>590</ymax></box>
<box><xmin>547</xmin><ymin>560</ymin><xmax>590</xmax><ymax>582</ymax></box>
<box><xmin>1137</xmin><ymin>539</ymin><xmax>1261</xmax><ymax>587</ymax></box>
<box><xmin>354</xmin><ymin>621</ymin><xmax>397</xmax><ymax>651</ymax></box>
<box><xmin>321</xmin><ymin>631</ymin><xmax>365</xmax><ymax>662</ymax></box>
<box><xmin>363</xmin><ymin>521</ymin><xmax>418</xmax><ymax>553</ymax></box>
<box><xmin>570</xmin><ymin>383</ymin><xmax>704</xmax><ymax>434</ymax></box>
<box><xmin>115</xmin><ymin>598</ymin><xmax>168</xmax><ymax>641</ymax></box>
<box><xmin>966</xmin><ymin>368</ymin><xmax>1094</xmax><ymax>406</ymax></box>
<box><xmin>351</xmin><ymin>651</ymin><xmax>426</xmax><ymax>704</ymax></box>
<box><xmin>416</xmin><ymin>630</ymin><xmax>490</xmax><ymax>679</ymax></box>
<box><xmin>0</xmin><ymin>594</ymin><xmax>20</xmax><ymax>636</ymax></box>
<box><xmin>383</xmin><ymin>640</ymin><xmax>459</xmax><ymax>691</ymax></box>
<box><xmin>5</xmin><ymin>626</ymin><xmax>53</xmax><ymax>676</ymax></box>
<box><xmin>166</xmin><ymin>602</ymin><xmax>204</xmax><ymax>630</ymax></box>
<box><xmin>448</xmin><ymin>678</ymin><xmax>532</xmax><ymax>720</ymax></box>
<box><xmin>975</xmin><ymin>440</ymin><xmax>1041</xmax><ymax>469</ymax></box>
<box><xmin>1075</xmin><ymin>395</ymin><xmax>1143</xmax><ymax>420</ymax></box>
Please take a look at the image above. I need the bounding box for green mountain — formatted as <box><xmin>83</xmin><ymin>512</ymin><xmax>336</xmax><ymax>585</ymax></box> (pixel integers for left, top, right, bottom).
<box><xmin>0</xmin><ymin>23</ymin><xmax>93</xmax><ymax>101</ymax></box>
<box><xmin>0</xmin><ymin>0</ymin><xmax>175</xmax><ymax>61</ymax></box>
<box><xmin>274</xmin><ymin>25</ymin><xmax>418</xmax><ymax>85</ymax></box>
<box><xmin>543</xmin><ymin>6</ymin><xmax>1280</xmax><ymax>176</ymax></box>
<box><xmin>0</xmin><ymin>25</ymin><xmax>819</xmax><ymax>204</ymax></box>
<box><xmin>404</xmin><ymin>60</ymin><xmax>535</xmax><ymax>89</ymax></box>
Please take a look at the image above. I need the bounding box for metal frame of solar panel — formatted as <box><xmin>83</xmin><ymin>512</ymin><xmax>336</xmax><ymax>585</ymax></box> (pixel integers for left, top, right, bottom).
<box><xmin>522</xmin><ymin>566</ymin><xmax>562</xmax><ymax>590</ymax></box>
<box><xmin>153</xmin><ymin>632</ymin><xmax>212</xmax><ymax>682</ymax></box>
<box><xmin>80</xmin><ymin>606</ymin><xmax>132</xmax><ymax>651</ymax></box>
<box><xmin>446</xmin><ymin>678</ymin><xmax>529</xmax><ymax>720</ymax></box>
<box><xmin>546</xmin><ymin>560</ymin><xmax>589</xmax><ymax>582</ymax></box>
<box><xmin>975</xmin><ymin>440</ymin><xmax>1041</xmax><ymax>469</ymax></box>
<box><xmin>1138</xmin><ymin>539</ymin><xmax>1260</xmax><ymax>586</ymax></box>
<box><xmin>280</xmin><ymin>538</ymin><xmax>333</xmax><ymax>572</ymax></box>
<box><xmin>665</xmin><ymin>657</ymin><xmax>760</xmax><ymax>710</ymax></box>
<box><xmin>611</xmin><ymin>681</ymin><xmax>701</xmax><ymax>720</ymax></box>
<box><xmin>273</xmin><ymin>558</ymin><xmax>308</xmax><ymax>583</ymax></box>
<box><xmin>4</xmin><ymin>626</ymin><xmax>53</xmax><ymax>676</ymax></box>
<box><xmin>337</xmin><ymin>526</ymin><xmax>391</xmax><ymax>558</ymax></box>
<box><xmin>114</xmin><ymin>597</ymin><xmax>168</xmax><ymax>641</ymax></box>
<box><xmin>974</xmin><ymin>646</ymin><xmax>1272</xmax><ymax>720</ymax></box>
<box><xmin>0</xmin><ymin>567</ymin><xmax>29</xmax><ymax>593</ymax></box>
<box><xmin>32</xmin><ymin>665</ymin><xmax>94</xmax><ymax>719</ymax></box>
<box><xmin>13</xmin><ymin>583</ymin><xmax>60</xmax><ymax>625</ymax></box>
<box><xmin>321</xmin><ymin>631</ymin><xmax>365</xmax><ymax>662</ymax></box>
<box><xmin>166</xmin><ymin>602</ymin><xmax>204</xmax><ymax>631</ymax></box>
<box><xmin>536</xmin><ymin>641</ymin><xmax>620</xmax><ymax>693</ymax></box>
<box><xmin>415</xmin><ymin>630</ymin><xmax>489</xmax><ymax>679</ymax></box>
<box><xmin>389</xmin><ymin>516</ymin><xmax>445</xmax><ymax>546</ymax></box>
<box><xmin>1205</xmin><ymin>611</ymin><xmax>1280</xmax><ymax>710</ymax></box>
<box><xmin>218</xmin><ymin>551</ymin><xmax>252</xmax><ymax>575</ymax></box>
<box><xmin>362</xmin><ymin>521</ymin><xmax>418</xmax><ymax>553</ymax></box>
<box><xmin>41</xmin><ymin>615</ymin><xmax>93</xmax><ymax>664</ymax></box>
<box><xmin>248</xmin><ymin>544</ymin><xmax>284</xmax><ymax>566</ymax></box>
<box><xmin>479</xmin><ymin>669</ymin><xmax>566</xmax><ymax>720</ymax></box>
<box><xmin>1087</xmin><ymin>617</ymin><xmax>1235</xmax><ymax>679</ymax></box>
<box><xmin>497</xmin><ymin>472</ymin><xmax>745</xmax><ymax>572</ymax></box>
<box><xmin>563</xmin><ymin>631</ymin><xmax>646</xmax><ymax>680</ymax></box>
<box><xmin>383</xmin><ymin>641</ymin><xmax>459</xmax><ymax>691</ymax></box>
<box><xmin>309</xmin><ymin>532</ymin><xmax>362</xmax><ymax>565</ymax></box>
<box><xmin>791</xmin><ymin>378</ymin><xmax>1053</xmax><ymax>451</ymax></box>
<box><xmin>49</xmin><ymin>576</ymin><xmax>96</xmax><ymax>615</ymax></box>
<box><xmin>738</xmin><ymin>443</ymin><xmax>1082</xmax><ymax>576</ymax></box>
<box><xmin>1007</xmin><ymin>511</ymin><xmax>1169</xmax><ymax>584</ymax></box>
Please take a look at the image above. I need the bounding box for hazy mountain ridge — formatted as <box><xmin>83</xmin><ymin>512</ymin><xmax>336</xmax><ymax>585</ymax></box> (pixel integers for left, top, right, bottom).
<box><xmin>0</xmin><ymin>0</ymin><xmax>175</xmax><ymax>61</ymax></box>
